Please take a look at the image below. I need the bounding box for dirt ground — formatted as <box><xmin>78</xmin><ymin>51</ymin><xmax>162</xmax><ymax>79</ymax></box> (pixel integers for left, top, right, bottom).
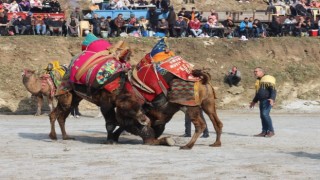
<box><xmin>0</xmin><ymin>110</ymin><xmax>319</xmax><ymax>179</ymax></box>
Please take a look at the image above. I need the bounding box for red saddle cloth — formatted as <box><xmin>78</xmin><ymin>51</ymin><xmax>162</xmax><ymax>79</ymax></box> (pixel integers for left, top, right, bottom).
<box><xmin>134</xmin><ymin>54</ymin><xmax>200</xmax><ymax>102</ymax></box>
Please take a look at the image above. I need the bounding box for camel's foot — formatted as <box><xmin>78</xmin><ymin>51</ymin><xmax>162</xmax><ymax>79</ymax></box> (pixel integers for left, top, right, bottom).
<box><xmin>180</xmin><ymin>145</ymin><xmax>192</xmax><ymax>150</ymax></box>
<box><xmin>49</xmin><ymin>133</ymin><xmax>57</xmax><ymax>140</ymax></box>
<box><xmin>165</xmin><ymin>137</ymin><xmax>175</xmax><ymax>146</ymax></box>
<box><xmin>209</xmin><ymin>141</ymin><xmax>221</xmax><ymax>147</ymax></box>
<box><xmin>62</xmin><ymin>136</ymin><xmax>75</xmax><ymax>140</ymax></box>
<box><xmin>34</xmin><ymin>112</ymin><xmax>41</xmax><ymax>116</ymax></box>
<box><xmin>105</xmin><ymin>139</ymin><xmax>118</xmax><ymax>145</ymax></box>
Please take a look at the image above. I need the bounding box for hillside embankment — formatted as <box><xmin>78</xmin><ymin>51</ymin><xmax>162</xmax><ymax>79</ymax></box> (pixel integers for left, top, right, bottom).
<box><xmin>0</xmin><ymin>36</ymin><xmax>319</xmax><ymax>113</ymax></box>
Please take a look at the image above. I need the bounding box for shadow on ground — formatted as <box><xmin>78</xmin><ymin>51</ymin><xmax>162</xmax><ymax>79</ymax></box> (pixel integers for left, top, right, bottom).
<box><xmin>285</xmin><ymin>151</ymin><xmax>320</xmax><ymax>160</ymax></box>
<box><xmin>18</xmin><ymin>132</ymin><xmax>143</xmax><ymax>145</ymax></box>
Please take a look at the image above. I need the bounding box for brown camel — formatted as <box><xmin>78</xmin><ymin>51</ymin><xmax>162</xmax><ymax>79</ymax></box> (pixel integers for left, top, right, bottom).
<box><xmin>49</xmin><ymin>47</ymin><xmax>174</xmax><ymax>146</ymax></box>
<box><xmin>22</xmin><ymin>69</ymin><xmax>55</xmax><ymax>116</ymax></box>
<box><xmin>114</xmin><ymin>70</ymin><xmax>223</xmax><ymax>150</ymax></box>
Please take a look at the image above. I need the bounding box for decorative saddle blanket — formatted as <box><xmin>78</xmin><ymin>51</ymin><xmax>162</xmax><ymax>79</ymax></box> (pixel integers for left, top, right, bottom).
<box><xmin>168</xmin><ymin>78</ymin><xmax>201</xmax><ymax>106</ymax></box>
<box><xmin>70</xmin><ymin>51</ymin><xmax>124</xmax><ymax>90</ymax></box>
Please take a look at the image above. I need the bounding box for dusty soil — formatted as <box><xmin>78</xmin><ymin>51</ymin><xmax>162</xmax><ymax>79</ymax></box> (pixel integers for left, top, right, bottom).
<box><xmin>0</xmin><ymin>36</ymin><xmax>320</xmax><ymax>114</ymax></box>
<box><xmin>0</xmin><ymin>111</ymin><xmax>319</xmax><ymax>179</ymax></box>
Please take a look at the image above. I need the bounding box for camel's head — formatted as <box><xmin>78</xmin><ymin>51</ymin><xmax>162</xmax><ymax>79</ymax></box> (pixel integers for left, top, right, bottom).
<box><xmin>22</xmin><ymin>69</ymin><xmax>36</xmax><ymax>78</ymax></box>
<box><xmin>115</xmin><ymin>93</ymin><xmax>150</xmax><ymax>127</ymax></box>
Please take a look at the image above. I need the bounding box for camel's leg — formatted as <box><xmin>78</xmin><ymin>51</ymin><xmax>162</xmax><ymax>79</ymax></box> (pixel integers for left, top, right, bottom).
<box><xmin>101</xmin><ymin>103</ymin><xmax>118</xmax><ymax>144</ymax></box>
<box><xmin>35</xmin><ymin>94</ymin><xmax>43</xmax><ymax>116</ymax></box>
<box><xmin>49</xmin><ymin>107</ymin><xmax>58</xmax><ymax>140</ymax></box>
<box><xmin>57</xmin><ymin>108</ymin><xmax>74</xmax><ymax>140</ymax></box>
<box><xmin>202</xmin><ymin>98</ymin><xmax>223</xmax><ymax>147</ymax></box>
<box><xmin>180</xmin><ymin>107</ymin><xmax>205</xmax><ymax>150</ymax></box>
<box><xmin>112</xmin><ymin>126</ymin><xmax>125</xmax><ymax>142</ymax></box>
<box><xmin>47</xmin><ymin>96</ymin><xmax>55</xmax><ymax>113</ymax></box>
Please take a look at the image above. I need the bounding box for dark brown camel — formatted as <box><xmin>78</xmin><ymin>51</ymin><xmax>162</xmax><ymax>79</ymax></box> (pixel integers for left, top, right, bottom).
<box><xmin>114</xmin><ymin>70</ymin><xmax>223</xmax><ymax>150</ymax></box>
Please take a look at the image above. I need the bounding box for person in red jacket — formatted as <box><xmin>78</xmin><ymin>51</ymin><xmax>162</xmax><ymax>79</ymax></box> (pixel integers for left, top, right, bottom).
<box><xmin>188</xmin><ymin>16</ymin><xmax>202</xmax><ymax>37</ymax></box>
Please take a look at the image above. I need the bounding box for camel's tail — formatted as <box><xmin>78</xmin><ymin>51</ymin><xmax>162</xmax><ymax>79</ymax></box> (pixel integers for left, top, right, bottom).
<box><xmin>191</xmin><ymin>69</ymin><xmax>211</xmax><ymax>85</ymax></box>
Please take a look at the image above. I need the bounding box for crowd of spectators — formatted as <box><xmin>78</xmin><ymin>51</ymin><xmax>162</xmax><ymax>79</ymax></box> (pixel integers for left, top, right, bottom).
<box><xmin>0</xmin><ymin>0</ymin><xmax>319</xmax><ymax>38</ymax></box>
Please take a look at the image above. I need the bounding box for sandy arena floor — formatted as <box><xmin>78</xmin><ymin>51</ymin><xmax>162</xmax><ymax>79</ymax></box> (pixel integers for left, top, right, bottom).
<box><xmin>0</xmin><ymin>110</ymin><xmax>319</xmax><ymax>179</ymax></box>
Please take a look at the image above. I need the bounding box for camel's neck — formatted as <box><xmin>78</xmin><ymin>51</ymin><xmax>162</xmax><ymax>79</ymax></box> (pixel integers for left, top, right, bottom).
<box><xmin>23</xmin><ymin>74</ymin><xmax>42</xmax><ymax>95</ymax></box>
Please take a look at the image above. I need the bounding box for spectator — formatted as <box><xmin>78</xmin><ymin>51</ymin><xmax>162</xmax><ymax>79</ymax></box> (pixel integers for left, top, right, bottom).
<box><xmin>223</xmin><ymin>16</ymin><xmax>235</xmax><ymax>37</ymax></box>
<box><xmin>180</xmin><ymin>110</ymin><xmax>209</xmax><ymax>138</ymax></box>
<box><xmin>126</xmin><ymin>13</ymin><xmax>138</xmax><ymax>33</ymax></box>
<box><xmin>166</xmin><ymin>6</ymin><xmax>176</xmax><ymax>37</ymax></box>
<box><xmin>310</xmin><ymin>0</ymin><xmax>320</xmax><ymax>7</ymax></box>
<box><xmin>160</xmin><ymin>0</ymin><xmax>170</xmax><ymax>12</ymax></box>
<box><xmin>138</xmin><ymin>16</ymin><xmax>149</xmax><ymax>32</ymax></box>
<box><xmin>92</xmin><ymin>0</ymin><xmax>103</xmax><ymax>9</ymax></box>
<box><xmin>42</xmin><ymin>0</ymin><xmax>51</xmax><ymax>12</ymax></box>
<box><xmin>70</xmin><ymin>7</ymin><xmax>83</xmax><ymax>21</ymax></box>
<box><xmin>24</xmin><ymin>12</ymin><xmax>35</xmax><ymax>34</ymax></box>
<box><xmin>0</xmin><ymin>12</ymin><xmax>8</xmax><ymax>35</ymax></box>
<box><xmin>174</xmin><ymin>15</ymin><xmax>187</xmax><ymax>37</ymax></box>
<box><xmin>187</xmin><ymin>7</ymin><xmax>200</xmax><ymax>21</ymax></box>
<box><xmin>203</xmin><ymin>18</ymin><xmax>217</xmax><ymax>37</ymax></box>
<box><xmin>101</xmin><ymin>0</ymin><xmax>111</xmax><ymax>10</ymax></box>
<box><xmin>294</xmin><ymin>16</ymin><xmax>308</xmax><ymax>36</ymax></box>
<box><xmin>7</xmin><ymin>1</ymin><xmax>19</xmax><ymax>12</ymax></box>
<box><xmin>90</xmin><ymin>13</ymin><xmax>101</xmax><ymax>36</ymax></box>
<box><xmin>42</xmin><ymin>14</ymin><xmax>50</xmax><ymax>31</ymax></box>
<box><xmin>209</xmin><ymin>9</ymin><xmax>219</xmax><ymax>20</ymax></box>
<box><xmin>147</xmin><ymin>7</ymin><xmax>160</xmax><ymax>31</ymax></box>
<box><xmin>30</xmin><ymin>0</ymin><xmax>43</xmax><ymax>12</ymax></box>
<box><xmin>177</xmin><ymin>7</ymin><xmax>188</xmax><ymax>19</ymax></box>
<box><xmin>114</xmin><ymin>0</ymin><xmax>129</xmax><ymax>10</ymax></box>
<box><xmin>13</xmin><ymin>16</ymin><xmax>26</xmax><ymax>34</ymax></box>
<box><xmin>189</xmin><ymin>16</ymin><xmax>202</xmax><ymax>37</ymax></box>
<box><xmin>66</xmin><ymin>15</ymin><xmax>79</xmax><ymax>36</ymax></box>
<box><xmin>250</xmin><ymin>67</ymin><xmax>277</xmax><ymax>138</ymax></box>
<box><xmin>304</xmin><ymin>16</ymin><xmax>314</xmax><ymax>31</ymax></box>
<box><xmin>252</xmin><ymin>19</ymin><xmax>264</xmax><ymax>37</ymax></box>
<box><xmin>89</xmin><ymin>2</ymin><xmax>100</xmax><ymax>11</ymax></box>
<box><xmin>60</xmin><ymin>17</ymin><xmax>67</xmax><ymax>36</ymax></box>
<box><xmin>50</xmin><ymin>0</ymin><xmax>61</xmax><ymax>13</ymax></box>
<box><xmin>19</xmin><ymin>0</ymin><xmax>30</xmax><ymax>11</ymax></box>
<box><xmin>270</xmin><ymin>16</ymin><xmax>283</xmax><ymax>36</ymax></box>
<box><xmin>35</xmin><ymin>15</ymin><xmax>46</xmax><ymax>35</ymax></box>
<box><xmin>225</xmin><ymin>66</ymin><xmax>241</xmax><ymax>87</ymax></box>
<box><xmin>100</xmin><ymin>16</ymin><xmax>111</xmax><ymax>37</ymax></box>
<box><xmin>114</xmin><ymin>13</ymin><xmax>125</xmax><ymax>36</ymax></box>
<box><xmin>49</xmin><ymin>17</ymin><xmax>63</xmax><ymax>35</ymax></box>
<box><xmin>157</xmin><ymin>18</ymin><xmax>168</xmax><ymax>36</ymax></box>
<box><xmin>239</xmin><ymin>17</ymin><xmax>253</xmax><ymax>38</ymax></box>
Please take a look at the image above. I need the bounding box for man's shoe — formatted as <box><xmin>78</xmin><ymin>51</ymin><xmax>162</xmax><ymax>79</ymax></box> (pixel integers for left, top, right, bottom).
<box><xmin>265</xmin><ymin>131</ymin><xmax>275</xmax><ymax>137</ymax></box>
<box><xmin>201</xmin><ymin>134</ymin><xmax>209</xmax><ymax>138</ymax></box>
<box><xmin>254</xmin><ymin>132</ymin><xmax>267</xmax><ymax>137</ymax></box>
<box><xmin>179</xmin><ymin>134</ymin><xmax>191</xmax><ymax>137</ymax></box>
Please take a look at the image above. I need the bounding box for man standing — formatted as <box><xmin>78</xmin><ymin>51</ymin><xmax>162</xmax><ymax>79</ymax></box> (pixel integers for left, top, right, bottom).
<box><xmin>250</xmin><ymin>67</ymin><xmax>276</xmax><ymax>137</ymax></box>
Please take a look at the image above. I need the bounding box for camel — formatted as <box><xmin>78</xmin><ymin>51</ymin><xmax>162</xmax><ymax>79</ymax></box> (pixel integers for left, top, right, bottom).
<box><xmin>48</xmin><ymin>45</ymin><xmax>174</xmax><ymax>146</ymax></box>
<box><xmin>22</xmin><ymin>69</ymin><xmax>55</xmax><ymax>116</ymax></box>
<box><xmin>114</xmin><ymin>69</ymin><xmax>223</xmax><ymax>150</ymax></box>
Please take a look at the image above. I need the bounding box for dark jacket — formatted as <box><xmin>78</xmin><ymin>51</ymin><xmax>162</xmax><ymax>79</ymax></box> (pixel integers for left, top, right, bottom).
<box><xmin>252</xmin><ymin>76</ymin><xmax>277</xmax><ymax>103</ymax></box>
<box><xmin>13</xmin><ymin>19</ymin><xmax>26</xmax><ymax>26</ymax></box>
<box><xmin>166</xmin><ymin>9</ymin><xmax>176</xmax><ymax>25</ymax></box>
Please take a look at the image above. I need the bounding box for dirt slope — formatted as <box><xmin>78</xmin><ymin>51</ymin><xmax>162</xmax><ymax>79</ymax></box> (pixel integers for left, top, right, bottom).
<box><xmin>0</xmin><ymin>36</ymin><xmax>320</xmax><ymax>113</ymax></box>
